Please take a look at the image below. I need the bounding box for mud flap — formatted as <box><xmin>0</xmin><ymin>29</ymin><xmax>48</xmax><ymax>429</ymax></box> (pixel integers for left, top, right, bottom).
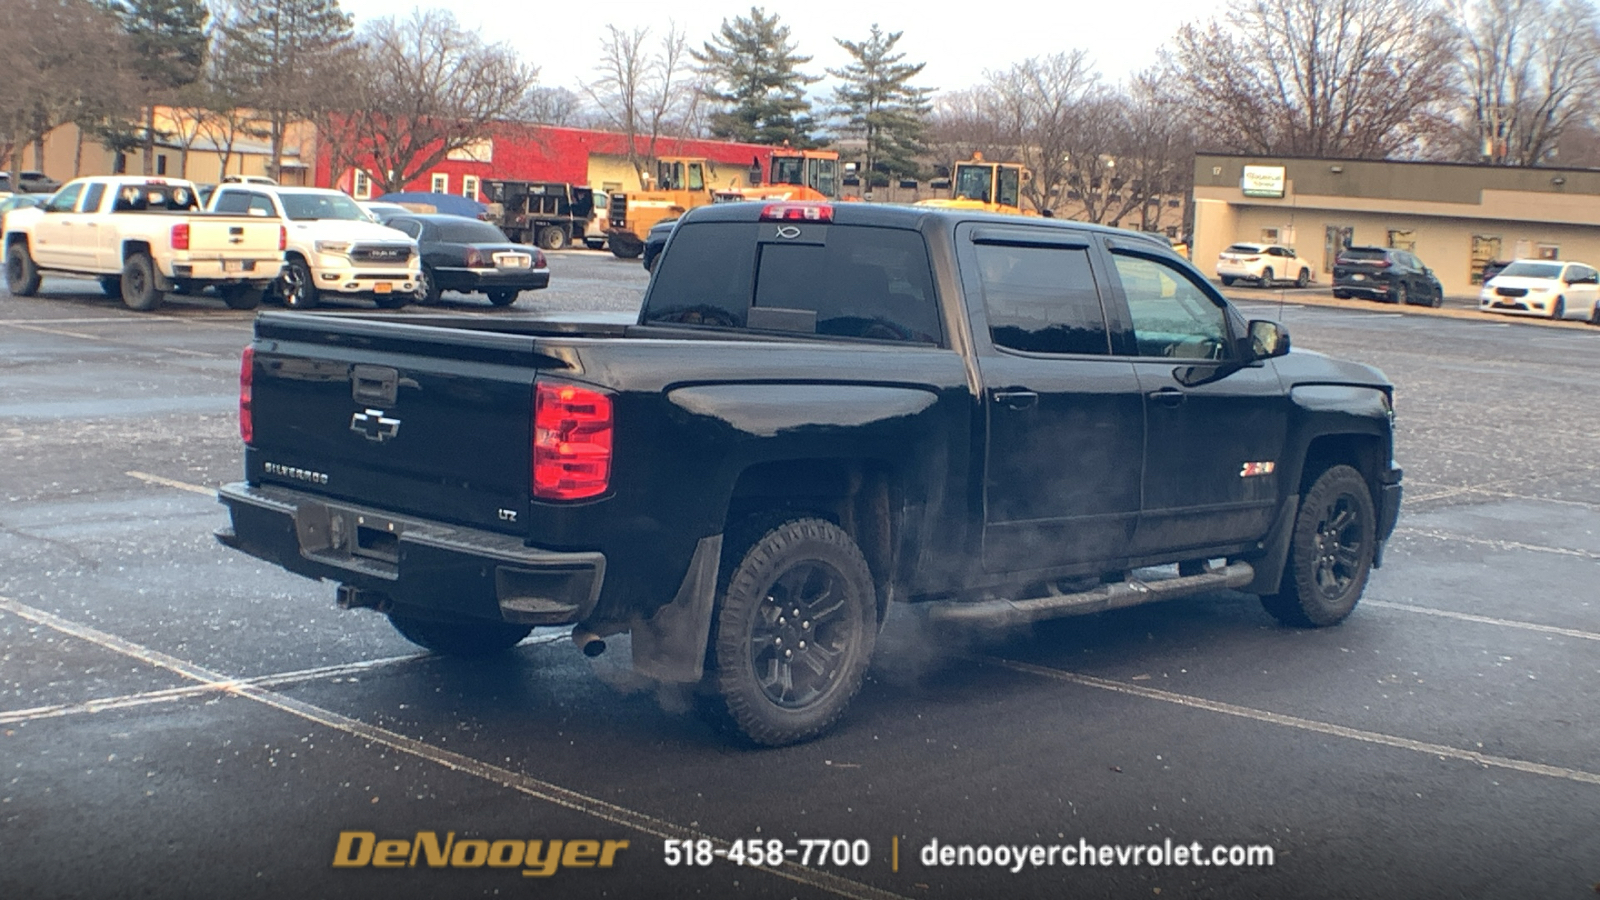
<box><xmin>630</xmin><ymin>534</ymin><xmax>721</xmax><ymax>683</ymax></box>
<box><xmin>1243</xmin><ymin>495</ymin><xmax>1299</xmax><ymax>595</ymax></box>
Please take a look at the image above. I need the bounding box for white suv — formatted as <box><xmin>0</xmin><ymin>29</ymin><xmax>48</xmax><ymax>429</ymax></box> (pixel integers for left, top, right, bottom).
<box><xmin>208</xmin><ymin>185</ymin><xmax>419</xmax><ymax>309</ymax></box>
<box><xmin>1217</xmin><ymin>243</ymin><xmax>1315</xmax><ymax>288</ymax></box>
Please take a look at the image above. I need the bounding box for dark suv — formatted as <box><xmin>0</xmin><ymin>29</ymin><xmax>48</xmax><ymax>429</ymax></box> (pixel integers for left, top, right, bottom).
<box><xmin>1332</xmin><ymin>247</ymin><xmax>1443</xmax><ymax>306</ymax></box>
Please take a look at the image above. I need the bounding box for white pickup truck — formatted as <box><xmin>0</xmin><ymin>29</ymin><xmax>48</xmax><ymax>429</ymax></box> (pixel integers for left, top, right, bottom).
<box><xmin>3</xmin><ymin>176</ymin><xmax>285</xmax><ymax>310</ymax></box>
<box><xmin>206</xmin><ymin>185</ymin><xmax>419</xmax><ymax>309</ymax></box>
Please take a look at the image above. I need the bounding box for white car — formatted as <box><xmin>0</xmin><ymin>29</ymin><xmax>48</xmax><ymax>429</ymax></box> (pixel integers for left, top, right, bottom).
<box><xmin>207</xmin><ymin>185</ymin><xmax>420</xmax><ymax>309</ymax></box>
<box><xmin>1478</xmin><ymin>259</ymin><xmax>1600</xmax><ymax>321</ymax></box>
<box><xmin>1216</xmin><ymin>243</ymin><xmax>1315</xmax><ymax>288</ymax></box>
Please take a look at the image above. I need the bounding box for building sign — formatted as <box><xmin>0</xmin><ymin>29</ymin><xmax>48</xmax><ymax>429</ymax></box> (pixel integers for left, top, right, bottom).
<box><xmin>1241</xmin><ymin>165</ymin><xmax>1286</xmax><ymax>198</ymax></box>
<box><xmin>448</xmin><ymin>139</ymin><xmax>494</xmax><ymax>163</ymax></box>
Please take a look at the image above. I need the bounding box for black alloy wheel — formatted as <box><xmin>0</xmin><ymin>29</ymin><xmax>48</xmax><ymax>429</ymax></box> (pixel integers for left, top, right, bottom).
<box><xmin>701</xmin><ymin>517</ymin><xmax>877</xmax><ymax>746</ymax></box>
<box><xmin>120</xmin><ymin>254</ymin><xmax>162</xmax><ymax>311</ymax></box>
<box><xmin>1261</xmin><ymin>464</ymin><xmax>1376</xmax><ymax>628</ymax></box>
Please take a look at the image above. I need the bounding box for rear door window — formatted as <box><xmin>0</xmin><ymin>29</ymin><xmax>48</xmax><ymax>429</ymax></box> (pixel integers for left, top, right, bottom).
<box><xmin>643</xmin><ymin>222</ymin><xmax>942</xmax><ymax>344</ymax></box>
<box><xmin>975</xmin><ymin>243</ymin><xmax>1110</xmax><ymax>355</ymax></box>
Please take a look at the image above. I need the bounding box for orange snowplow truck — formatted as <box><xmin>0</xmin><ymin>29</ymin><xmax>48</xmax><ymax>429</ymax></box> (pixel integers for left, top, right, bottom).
<box><xmin>726</xmin><ymin>147</ymin><xmax>841</xmax><ymax>203</ymax></box>
<box><xmin>914</xmin><ymin>153</ymin><xmax>1034</xmax><ymax>216</ymax></box>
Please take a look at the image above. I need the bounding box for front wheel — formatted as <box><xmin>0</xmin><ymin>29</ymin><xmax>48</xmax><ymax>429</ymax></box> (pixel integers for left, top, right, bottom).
<box><xmin>6</xmin><ymin>243</ymin><xmax>42</xmax><ymax>296</ymax></box>
<box><xmin>1261</xmin><ymin>464</ymin><xmax>1376</xmax><ymax>628</ymax></box>
<box><xmin>1392</xmin><ymin>283</ymin><xmax>1407</xmax><ymax>305</ymax></box>
<box><xmin>700</xmin><ymin>517</ymin><xmax>877</xmax><ymax>747</ymax></box>
<box><xmin>387</xmin><ymin>613</ymin><xmax>532</xmax><ymax>657</ymax></box>
<box><xmin>120</xmin><ymin>254</ymin><xmax>162</xmax><ymax>311</ymax></box>
<box><xmin>1552</xmin><ymin>297</ymin><xmax>1565</xmax><ymax>319</ymax></box>
<box><xmin>414</xmin><ymin>265</ymin><xmax>441</xmax><ymax>305</ymax></box>
<box><xmin>486</xmin><ymin>289</ymin><xmax>519</xmax><ymax>307</ymax></box>
<box><xmin>277</xmin><ymin>258</ymin><xmax>318</xmax><ymax>309</ymax></box>
<box><xmin>1295</xmin><ymin>268</ymin><xmax>1309</xmax><ymax>288</ymax></box>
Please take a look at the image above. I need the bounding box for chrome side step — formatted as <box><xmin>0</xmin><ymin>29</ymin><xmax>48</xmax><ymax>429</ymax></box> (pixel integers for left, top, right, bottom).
<box><xmin>924</xmin><ymin>561</ymin><xmax>1256</xmax><ymax>627</ymax></box>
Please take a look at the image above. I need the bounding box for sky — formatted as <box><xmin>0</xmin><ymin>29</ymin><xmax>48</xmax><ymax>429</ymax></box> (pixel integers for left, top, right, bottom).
<box><xmin>335</xmin><ymin>0</ymin><xmax>1233</xmax><ymax>103</ymax></box>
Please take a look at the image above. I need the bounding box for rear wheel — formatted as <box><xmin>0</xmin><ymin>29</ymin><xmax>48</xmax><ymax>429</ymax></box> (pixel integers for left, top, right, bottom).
<box><xmin>120</xmin><ymin>254</ymin><xmax>162</xmax><ymax>311</ymax></box>
<box><xmin>215</xmin><ymin>284</ymin><xmax>262</xmax><ymax>310</ymax></box>
<box><xmin>486</xmin><ymin>289</ymin><xmax>519</xmax><ymax>306</ymax></box>
<box><xmin>5</xmin><ymin>243</ymin><xmax>42</xmax><ymax>296</ymax></box>
<box><xmin>1220</xmin><ymin>276</ymin><xmax>1236</xmax><ymax>287</ymax></box>
<box><xmin>1391</xmin><ymin>283</ymin><xmax>1407</xmax><ymax>305</ymax></box>
<box><xmin>1258</xmin><ymin>266</ymin><xmax>1274</xmax><ymax>286</ymax></box>
<box><xmin>537</xmin><ymin>225</ymin><xmax>566</xmax><ymax>251</ymax></box>
<box><xmin>1590</xmin><ymin>303</ymin><xmax>1600</xmax><ymax>325</ymax></box>
<box><xmin>699</xmin><ymin>517</ymin><xmax>877</xmax><ymax>746</ymax></box>
<box><xmin>387</xmin><ymin>613</ymin><xmax>532</xmax><ymax>657</ymax></box>
<box><xmin>1261</xmin><ymin>465</ymin><xmax>1376</xmax><ymax>628</ymax></box>
<box><xmin>99</xmin><ymin>276</ymin><xmax>122</xmax><ymax>299</ymax></box>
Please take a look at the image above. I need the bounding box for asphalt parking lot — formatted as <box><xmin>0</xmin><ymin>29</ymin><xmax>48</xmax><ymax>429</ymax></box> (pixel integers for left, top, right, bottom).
<box><xmin>2</xmin><ymin>254</ymin><xmax>1598</xmax><ymax>899</ymax></box>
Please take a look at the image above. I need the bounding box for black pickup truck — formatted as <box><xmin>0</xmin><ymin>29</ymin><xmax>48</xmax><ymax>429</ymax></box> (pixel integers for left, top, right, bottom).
<box><xmin>217</xmin><ymin>201</ymin><xmax>1402</xmax><ymax>746</ymax></box>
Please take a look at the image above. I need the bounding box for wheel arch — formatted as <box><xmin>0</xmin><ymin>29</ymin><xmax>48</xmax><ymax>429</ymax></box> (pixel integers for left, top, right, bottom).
<box><xmin>120</xmin><ymin>239</ymin><xmax>153</xmax><ymax>264</ymax></box>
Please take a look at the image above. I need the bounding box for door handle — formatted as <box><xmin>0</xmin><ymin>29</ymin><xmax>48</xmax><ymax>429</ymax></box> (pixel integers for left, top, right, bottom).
<box><xmin>1147</xmin><ymin>387</ymin><xmax>1186</xmax><ymax>407</ymax></box>
<box><xmin>992</xmin><ymin>390</ymin><xmax>1038</xmax><ymax>410</ymax></box>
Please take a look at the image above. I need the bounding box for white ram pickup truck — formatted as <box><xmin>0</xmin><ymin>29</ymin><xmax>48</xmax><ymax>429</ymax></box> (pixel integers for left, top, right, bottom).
<box><xmin>206</xmin><ymin>185</ymin><xmax>419</xmax><ymax>309</ymax></box>
<box><xmin>2</xmin><ymin>176</ymin><xmax>285</xmax><ymax>310</ymax></box>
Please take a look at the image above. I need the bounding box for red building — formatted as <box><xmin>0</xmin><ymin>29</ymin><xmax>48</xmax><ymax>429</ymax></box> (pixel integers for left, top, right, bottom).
<box><xmin>316</xmin><ymin>122</ymin><xmax>783</xmax><ymax>201</ymax></box>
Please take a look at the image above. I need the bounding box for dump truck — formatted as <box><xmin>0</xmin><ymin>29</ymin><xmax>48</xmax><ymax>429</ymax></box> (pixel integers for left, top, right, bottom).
<box><xmin>483</xmin><ymin>180</ymin><xmax>599</xmax><ymax>250</ymax></box>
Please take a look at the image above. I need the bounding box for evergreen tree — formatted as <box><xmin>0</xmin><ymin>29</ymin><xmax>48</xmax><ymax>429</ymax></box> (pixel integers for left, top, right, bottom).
<box><xmin>214</xmin><ymin>0</ymin><xmax>355</xmax><ymax>179</ymax></box>
<box><xmin>113</xmin><ymin>0</ymin><xmax>208</xmax><ymax>174</ymax></box>
<box><xmin>692</xmin><ymin>7</ymin><xmax>820</xmax><ymax>146</ymax></box>
<box><xmin>828</xmin><ymin>25</ymin><xmax>933</xmax><ymax>183</ymax></box>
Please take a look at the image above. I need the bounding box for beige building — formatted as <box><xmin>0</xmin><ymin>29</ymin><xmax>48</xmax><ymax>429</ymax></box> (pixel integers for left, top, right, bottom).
<box><xmin>1193</xmin><ymin>153</ymin><xmax>1600</xmax><ymax>296</ymax></box>
<box><xmin>19</xmin><ymin>110</ymin><xmax>316</xmax><ymax>187</ymax></box>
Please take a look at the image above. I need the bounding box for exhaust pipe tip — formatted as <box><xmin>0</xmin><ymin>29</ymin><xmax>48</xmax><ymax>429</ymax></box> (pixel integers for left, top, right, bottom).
<box><xmin>573</xmin><ymin>629</ymin><xmax>606</xmax><ymax>657</ymax></box>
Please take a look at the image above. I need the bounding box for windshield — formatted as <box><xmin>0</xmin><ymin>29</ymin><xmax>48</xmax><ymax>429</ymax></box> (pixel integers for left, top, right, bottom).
<box><xmin>771</xmin><ymin>157</ymin><xmax>804</xmax><ymax>185</ymax></box>
<box><xmin>1497</xmin><ymin>261</ymin><xmax>1563</xmax><ymax>279</ymax></box>
<box><xmin>1338</xmin><ymin>248</ymin><xmax>1388</xmax><ymax>261</ymax></box>
<box><xmin>278</xmin><ymin>191</ymin><xmax>367</xmax><ymax>221</ymax></box>
<box><xmin>953</xmin><ymin>164</ymin><xmax>994</xmax><ymax>203</ymax></box>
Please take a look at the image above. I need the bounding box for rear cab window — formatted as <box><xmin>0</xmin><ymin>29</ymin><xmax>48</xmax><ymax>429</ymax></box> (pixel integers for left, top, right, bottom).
<box><xmin>641</xmin><ymin>221</ymin><xmax>943</xmax><ymax>345</ymax></box>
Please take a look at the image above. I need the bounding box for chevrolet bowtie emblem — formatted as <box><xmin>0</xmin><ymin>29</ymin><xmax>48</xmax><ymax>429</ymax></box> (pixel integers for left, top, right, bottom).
<box><xmin>350</xmin><ymin>408</ymin><xmax>400</xmax><ymax>442</ymax></box>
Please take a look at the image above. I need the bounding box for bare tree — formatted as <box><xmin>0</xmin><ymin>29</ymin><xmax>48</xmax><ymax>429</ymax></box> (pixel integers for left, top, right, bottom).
<box><xmin>925</xmin><ymin>87</ymin><xmax>1012</xmax><ymax>166</ymax></box>
<box><xmin>349</xmin><ymin>9</ymin><xmax>539</xmax><ymax>194</ymax></box>
<box><xmin>524</xmin><ymin>87</ymin><xmax>586</xmax><ymax>126</ymax></box>
<box><xmin>984</xmin><ymin>51</ymin><xmax>1104</xmax><ymax>212</ymax></box>
<box><xmin>1168</xmin><ymin>0</ymin><xmax>1458</xmax><ymax>158</ymax></box>
<box><xmin>0</xmin><ymin>0</ymin><xmax>133</xmax><ymax>174</ymax></box>
<box><xmin>1449</xmin><ymin>0</ymin><xmax>1600</xmax><ymax>165</ymax></box>
<box><xmin>585</xmin><ymin>23</ymin><xmax>694</xmax><ymax>183</ymax></box>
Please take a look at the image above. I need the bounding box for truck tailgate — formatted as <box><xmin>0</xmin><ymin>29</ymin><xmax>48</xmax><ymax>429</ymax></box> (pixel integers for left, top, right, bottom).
<box><xmin>187</xmin><ymin>215</ymin><xmax>281</xmax><ymax>253</ymax></box>
<box><xmin>246</xmin><ymin>313</ymin><xmax>585</xmax><ymax>535</ymax></box>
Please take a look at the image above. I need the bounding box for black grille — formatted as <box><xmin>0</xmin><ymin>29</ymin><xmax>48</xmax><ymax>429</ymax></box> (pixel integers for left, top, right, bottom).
<box><xmin>1495</xmin><ymin>286</ymin><xmax>1527</xmax><ymax>298</ymax></box>
<box><xmin>609</xmin><ymin>193</ymin><xmax>628</xmax><ymax>228</ymax></box>
<box><xmin>350</xmin><ymin>244</ymin><xmax>413</xmax><ymax>265</ymax></box>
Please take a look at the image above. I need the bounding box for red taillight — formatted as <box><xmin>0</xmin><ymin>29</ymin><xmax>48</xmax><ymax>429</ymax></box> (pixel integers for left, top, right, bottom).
<box><xmin>760</xmin><ymin>202</ymin><xmax>832</xmax><ymax>222</ymax></box>
<box><xmin>278</xmin><ymin>225</ymin><xmax>287</xmax><ymax>251</ymax></box>
<box><xmin>171</xmin><ymin>223</ymin><xmax>190</xmax><ymax>250</ymax></box>
<box><xmin>239</xmin><ymin>346</ymin><xmax>254</xmax><ymax>445</ymax></box>
<box><xmin>1243</xmin><ymin>256</ymin><xmax>1260</xmax><ymax>262</ymax></box>
<box><xmin>533</xmin><ymin>382</ymin><xmax>612</xmax><ymax>501</ymax></box>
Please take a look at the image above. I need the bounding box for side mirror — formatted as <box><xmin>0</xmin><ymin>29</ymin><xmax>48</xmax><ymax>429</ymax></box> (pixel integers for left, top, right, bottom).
<box><xmin>1246</xmin><ymin>319</ymin><xmax>1290</xmax><ymax>360</ymax></box>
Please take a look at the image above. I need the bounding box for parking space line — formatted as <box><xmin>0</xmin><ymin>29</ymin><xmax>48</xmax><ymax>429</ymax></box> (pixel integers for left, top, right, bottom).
<box><xmin>1365</xmin><ymin>599</ymin><xmax>1600</xmax><ymax>642</ymax></box>
<box><xmin>983</xmin><ymin>657</ymin><xmax>1600</xmax><ymax>788</ymax></box>
<box><xmin>0</xmin><ymin>595</ymin><xmax>907</xmax><ymax>900</ymax></box>
<box><xmin>0</xmin><ymin>320</ymin><xmax>220</xmax><ymax>357</ymax></box>
<box><xmin>126</xmin><ymin>470</ymin><xmax>216</xmax><ymax>496</ymax></box>
<box><xmin>0</xmin><ymin>636</ymin><xmax>573</xmax><ymax>727</ymax></box>
<box><xmin>1393</xmin><ymin>525</ymin><xmax>1600</xmax><ymax>561</ymax></box>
